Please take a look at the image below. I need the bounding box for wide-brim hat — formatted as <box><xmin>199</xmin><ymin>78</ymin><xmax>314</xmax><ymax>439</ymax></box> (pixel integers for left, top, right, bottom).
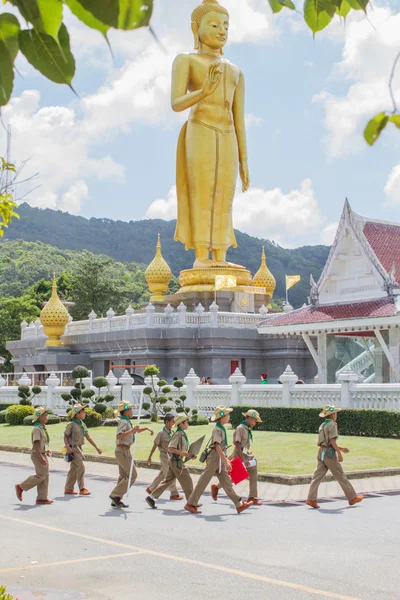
<box><xmin>117</xmin><ymin>401</ymin><xmax>133</xmax><ymax>413</ymax></box>
<box><xmin>32</xmin><ymin>406</ymin><xmax>48</xmax><ymax>423</ymax></box>
<box><xmin>175</xmin><ymin>413</ymin><xmax>189</xmax><ymax>427</ymax></box>
<box><xmin>242</xmin><ymin>409</ymin><xmax>262</xmax><ymax>423</ymax></box>
<box><xmin>319</xmin><ymin>405</ymin><xmax>341</xmax><ymax>418</ymax></box>
<box><xmin>71</xmin><ymin>403</ymin><xmax>85</xmax><ymax>416</ymax></box>
<box><xmin>211</xmin><ymin>406</ymin><xmax>233</xmax><ymax>422</ymax></box>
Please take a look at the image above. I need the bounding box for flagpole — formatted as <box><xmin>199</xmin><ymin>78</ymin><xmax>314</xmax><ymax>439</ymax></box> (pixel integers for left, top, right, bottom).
<box><xmin>126</xmin><ymin>388</ymin><xmax>144</xmax><ymax>500</ymax></box>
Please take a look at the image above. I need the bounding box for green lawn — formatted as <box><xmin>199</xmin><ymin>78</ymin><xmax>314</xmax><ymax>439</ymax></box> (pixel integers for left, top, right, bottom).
<box><xmin>1</xmin><ymin>421</ymin><xmax>399</xmax><ymax>474</ymax></box>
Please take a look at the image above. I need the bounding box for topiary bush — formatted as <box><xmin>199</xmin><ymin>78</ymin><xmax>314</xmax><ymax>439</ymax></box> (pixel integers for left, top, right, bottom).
<box><xmin>17</xmin><ymin>384</ymin><xmax>42</xmax><ymax>406</ymax></box>
<box><xmin>229</xmin><ymin>406</ymin><xmax>400</xmax><ymax>438</ymax></box>
<box><xmin>94</xmin><ymin>403</ymin><xmax>107</xmax><ymax>415</ymax></box>
<box><xmin>104</xmin><ymin>407</ymin><xmax>115</xmax><ymax>419</ymax></box>
<box><xmin>5</xmin><ymin>404</ymin><xmax>35</xmax><ymax>425</ymax></box>
<box><xmin>0</xmin><ymin>585</ymin><xmax>16</xmax><ymax>600</ymax></box>
<box><xmin>189</xmin><ymin>415</ymin><xmax>209</xmax><ymax>426</ymax></box>
<box><xmin>23</xmin><ymin>414</ymin><xmax>61</xmax><ymax>426</ymax></box>
<box><xmin>0</xmin><ymin>402</ymin><xmax>15</xmax><ymax>412</ymax></box>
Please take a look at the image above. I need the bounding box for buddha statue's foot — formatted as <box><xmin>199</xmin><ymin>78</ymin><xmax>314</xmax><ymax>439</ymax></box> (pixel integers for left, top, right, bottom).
<box><xmin>193</xmin><ymin>258</ymin><xmax>216</xmax><ymax>269</ymax></box>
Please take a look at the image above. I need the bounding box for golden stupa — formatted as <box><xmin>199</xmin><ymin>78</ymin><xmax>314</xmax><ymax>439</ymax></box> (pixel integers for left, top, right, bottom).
<box><xmin>145</xmin><ymin>234</ymin><xmax>172</xmax><ymax>302</ymax></box>
<box><xmin>252</xmin><ymin>246</ymin><xmax>276</xmax><ymax>301</ymax></box>
<box><xmin>40</xmin><ymin>275</ymin><xmax>69</xmax><ymax>347</ymax></box>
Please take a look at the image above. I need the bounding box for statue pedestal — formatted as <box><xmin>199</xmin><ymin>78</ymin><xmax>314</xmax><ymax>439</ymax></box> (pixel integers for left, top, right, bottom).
<box><xmin>165</xmin><ymin>289</ymin><xmax>271</xmax><ymax>313</ymax></box>
<box><xmin>178</xmin><ymin>264</ymin><xmax>253</xmax><ymax>294</ymax></box>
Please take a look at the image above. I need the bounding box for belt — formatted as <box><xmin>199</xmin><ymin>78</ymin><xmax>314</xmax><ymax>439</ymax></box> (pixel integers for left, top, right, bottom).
<box><xmin>320</xmin><ymin>445</ymin><xmax>328</xmax><ymax>449</ymax></box>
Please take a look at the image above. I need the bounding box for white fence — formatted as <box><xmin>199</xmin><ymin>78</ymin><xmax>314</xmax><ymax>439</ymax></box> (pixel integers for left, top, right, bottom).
<box><xmin>2</xmin><ymin>366</ymin><xmax>400</xmax><ymax>415</ymax></box>
<box><xmin>20</xmin><ymin>302</ymin><xmax>272</xmax><ymax>341</ymax></box>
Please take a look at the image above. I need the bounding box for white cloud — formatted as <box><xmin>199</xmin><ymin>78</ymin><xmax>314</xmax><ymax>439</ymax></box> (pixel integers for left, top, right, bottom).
<box><xmin>59</xmin><ymin>181</ymin><xmax>89</xmax><ymax>214</ymax></box>
<box><xmin>245</xmin><ymin>113</ymin><xmax>264</xmax><ymax>128</ymax></box>
<box><xmin>320</xmin><ymin>221</ymin><xmax>339</xmax><ymax>245</ymax></box>
<box><xmin>385</xmin><ymin>163</ymin><xmax>400</xmax><ymax>205</ymax></box>
<box><xmin>314</xmin><ymin>7</ymin><xmax>400</xmax><ymax>157</ymax></box>
<box><xmin>146</xmin><ymin>179</ymin><xmax>329</xmax><ymax>247</ymax></box>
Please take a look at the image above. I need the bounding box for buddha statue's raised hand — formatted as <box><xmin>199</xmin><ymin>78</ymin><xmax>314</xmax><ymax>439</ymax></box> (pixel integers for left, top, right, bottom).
<box><xmin>202</xmin><ymin>62</ymin><xmax>222</xmax><ymax>97</ymax></box>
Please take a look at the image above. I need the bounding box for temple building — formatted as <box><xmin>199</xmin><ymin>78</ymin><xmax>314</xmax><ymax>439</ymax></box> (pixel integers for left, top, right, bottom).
<box><xmin>258</xmin><ymin>200</ymin><xmax>400</xmax><ymax>383</ymax></box>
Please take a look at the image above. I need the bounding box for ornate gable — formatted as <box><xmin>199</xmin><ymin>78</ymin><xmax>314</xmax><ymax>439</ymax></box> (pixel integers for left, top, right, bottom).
<box><xmin>317</xmin><ymin>200</ymin><xmax>387</xmax><ymax>305</ymax></box>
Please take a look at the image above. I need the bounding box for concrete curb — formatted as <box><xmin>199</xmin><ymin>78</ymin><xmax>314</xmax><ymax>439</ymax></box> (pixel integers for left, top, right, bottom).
<box><xmin>2</xmin><ymin>444</ymin><xmax>400</xmax><ymax>485</ymax></box>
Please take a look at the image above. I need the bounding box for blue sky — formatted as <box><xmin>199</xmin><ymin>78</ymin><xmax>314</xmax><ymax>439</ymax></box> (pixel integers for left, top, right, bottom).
<box><xmin>2</xmin><ymin>0</ymin><xmax>400</xmax><ymax>248</ymax></box>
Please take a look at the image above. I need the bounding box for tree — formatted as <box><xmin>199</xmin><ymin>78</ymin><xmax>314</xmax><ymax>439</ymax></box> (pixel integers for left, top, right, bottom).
<box><xmin>0</xmin><ymin>158</ymin><xmax>19</xmax><ymax>238</ymax></box>
<box><xmin>0</xmin><ymin>1</ymin><xmax>153</xmax><ymax>106</ymax></box>
<box><xmin>0</xmin><ymin>295</ymin><xmax>40</xmax><ymax>368</ymax></box>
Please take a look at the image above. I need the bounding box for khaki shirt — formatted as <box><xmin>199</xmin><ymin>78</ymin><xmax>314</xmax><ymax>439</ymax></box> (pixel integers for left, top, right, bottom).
<box><xmin>168</xmin><ymin>430</ymin><xmax>188</xmax><ymax>454</ymax></box>
<box><xmin>317</xmin><ymin>420</ymin><xmax>338</xmax><ymax>447</ymax></box>
<box><xmin>65</xmin><ymin>421</ymin><xmax>88</xmax><ymax>448</ymax></box>
<box><xmin>116</xmin><ymin>418</ymin><xmax>135</xmax><ymax>446</ymax></box>
<box><xmin>232</xmin><ymin>423</ymin><xmax>254</xmax><ymax>460</ymax></box>
<box><xmin>154</xmin><ymin>428</ymin><xmax>174</xmax><ymax>458</ymax></box>
<box><xmin>31</xmin><ymin>424</ymin><xmax>47</xmax><ymax>454</ymax></box>
<box><xmin>211</xmin><ymin>425</ymin><xmax>227</xmax><ymax>454</ymax></box>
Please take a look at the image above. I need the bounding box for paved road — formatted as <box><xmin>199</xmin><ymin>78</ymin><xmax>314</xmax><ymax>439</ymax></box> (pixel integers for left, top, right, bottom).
<box><xmin>1</xmin><ymin>461</ymin><xmax>399</xmax><ymax>600</ymax></box>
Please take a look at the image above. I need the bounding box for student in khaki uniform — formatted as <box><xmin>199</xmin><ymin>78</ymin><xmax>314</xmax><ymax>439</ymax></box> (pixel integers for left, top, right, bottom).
<box><xmin>306</xmin><ymin>405</ymin><xmax>364</xmax><ymax>509</ymax></box>
<box><xmin>110</xmin><ymin>401</ymin><xmax>154</xmax><ymax>508</ymax></box>
<box><xmin>185</xmin><ymin>406</ymin><xmax>253</xmax><ymax>515</ymax></box>
<box><xmin>145</xmin><ymin>414</ymin><xmax>195</xmax><ymax>509</ymax></box>
<box><xmin>64</xmin><ymin>403</ymin><xmax>102</xmax><ymax>495</ymax></box>
<box><xmin>146</xmin><ymin>414</ymin><xmax>183</xmax><ymax>501</ymax></box>
<box><xmin>212</xmin><ymin>409</ymin><xmax>262</xmax><ymax>506</ymax></box>
<box><xmin>15</xmin><ymin>407</ymin><xmax>53</xmax><ymax>505</ymax></box>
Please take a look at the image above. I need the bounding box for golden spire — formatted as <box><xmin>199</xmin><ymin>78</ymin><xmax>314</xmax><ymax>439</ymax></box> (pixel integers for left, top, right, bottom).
<box><xmin>145</xmin><ymin>234</ymin><xmax>172</xmax><ymax>302</ymax></box>
<box><xmin>252</xmin><ymin>246</ymin><xmax>276</xmax><ymax>301</ymax></box>
<box><xmin>40</xmin><ymin>275</ymin><xmax>69</xmax><ymax>347</ymax></box>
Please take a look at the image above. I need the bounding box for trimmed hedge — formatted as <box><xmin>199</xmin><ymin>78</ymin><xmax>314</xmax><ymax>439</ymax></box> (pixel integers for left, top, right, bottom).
<box><xmin>189</xmin><ymin>416</ymin><xmax>209</xmax><ymax>426</ymax></box>
<box><xmin>5</xmin><ymin>405</ymin><xmax>35</xmax><ymax>426</ymax></box>
<box><xmin>0</xmin><ymin>402</ymin><xmax>15</xmax><ymax>412</ymax></box>
<box><xmin>229</xmin><ymin>406</ymin><xmax>400</xmax><ymax>439</ymax></box>
<box><xmin>67</xmin><ymin>407</ymin><xmax>102</xmax><ymax>428</ymax></box>
<box><xmin>23</xmin><ymin>414</ymin><xmax>61</xmax><ymax>426</ymax></box>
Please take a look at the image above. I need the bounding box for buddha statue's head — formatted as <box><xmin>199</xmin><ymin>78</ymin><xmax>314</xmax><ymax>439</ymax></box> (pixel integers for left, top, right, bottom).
<box><xmin>191</xmin><ymin>0</ymin><xmax>229</xmax><ymax>55</ymax></box>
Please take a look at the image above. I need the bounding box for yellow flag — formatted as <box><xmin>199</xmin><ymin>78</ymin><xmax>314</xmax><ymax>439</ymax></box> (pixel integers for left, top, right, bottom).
<box><xmin>286</xmin><ymin>275</ymin><xmax>301</xmax><ymax>290</ymax></box>
<box><xmin>215</xmin><ymin>275</ymin><xmax>237</xmax><ymax>291</ymax></box>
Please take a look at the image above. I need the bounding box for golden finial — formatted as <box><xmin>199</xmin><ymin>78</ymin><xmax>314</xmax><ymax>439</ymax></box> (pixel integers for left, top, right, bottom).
<box><xmin>252</xmin><ymin>246</ymin><xmax>276</xmax><ymax>302</ymax></box>
<box><xmin>145</xmin><ymin>234</ymin><xmax>172</xmax><ymax>303</ymax></box>
<box><xmin>40</xmin><ymin>274</ymin><xmax>69</xmax><ymax>347</ymax></box>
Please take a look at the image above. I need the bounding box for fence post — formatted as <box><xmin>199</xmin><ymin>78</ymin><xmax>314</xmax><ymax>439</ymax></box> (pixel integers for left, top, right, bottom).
<box><xmin>46</xmin><ymin>372</ymin><xmax>60</xmax><ymax>410</ymax></box>
<box><xmin>0</xmin><ymin>373</ymin><xmax>6</xmax><ymax>387</ymax></box>
<box><xmin>146</xmin><ymin>303</ymin><xmax>155</xmax><ymax>328</ymax></box>
<box><xmin>18</xmin><ymin>374</ymin><xmax>32</xmax><ymax>386</ymax></box>
<box><xmin>338</xmin><ymin>367</ymin><xmax>359</xmax><ymax>408</ymax></box>
<box><xmin>229</xmin><ymin>368</ymin><xmax>246</xmax><ymax>405</ymax></box>
<box><xmin>119</xmin><ymin>370</ymin><xmax>133</xmax><ymax>404</ymax></box>
<box><xmin>209</xmin><ymin>301</ymin><xmax>219</xmax><ymax>327</ymax></box>
<box><xmin>184</xmin><ymin>368</ymin><xmax>200</xmax><ymax>409</ymax></box>
<box><xmin>177</xmin><ymin>302</ymin><xmax>187</xmax><ymax>327</ymax></box>
<box><xmin>278</xmin><ymin>365</ymin><xmax>298</xmax><ymax>406</ymax></box>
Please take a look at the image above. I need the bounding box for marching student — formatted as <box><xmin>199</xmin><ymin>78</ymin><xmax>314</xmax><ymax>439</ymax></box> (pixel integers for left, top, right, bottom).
<box><xmin>145</xmin><ymin>413</ymin><xmax>194</xmax><ymax>509</ymax></box>
<box><xmin>306</xmin><ymin>405</ymin><xmax>364</xmax><ymax>509</ymax></box>
<box><xmin>184</xmin><ymin>406</ymin><xmax>253</xmax><ymax>515</ymax></box>
<box><xmin>146</xmin><ymin>414</ymin><xmax>183</xmax><ymax>501</ymax></box>
<box><xmin>64</xmin><ymin>403</ymin><xmax>102</xmax><ymax>496</ymax></box>
<box><xmin>212</xmin><ymin>409</ymin><xmax>262</xmax><ymax>505</ymax></box>
<box><xmin>15</xmin><ymin>407</ymin><xmax>53</xmax><ymax>505</ymax></box>
<box><xmin>110</xmin><ymin>401</ymin><xmax>154</xmax><ymax>508</ymax></box>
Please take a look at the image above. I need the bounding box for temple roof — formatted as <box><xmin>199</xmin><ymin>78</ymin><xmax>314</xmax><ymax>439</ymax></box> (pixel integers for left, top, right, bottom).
<box><xmin>363</xmin><ymin>220</ymin><xmax>400</xmax><ymax>282</ymax></box>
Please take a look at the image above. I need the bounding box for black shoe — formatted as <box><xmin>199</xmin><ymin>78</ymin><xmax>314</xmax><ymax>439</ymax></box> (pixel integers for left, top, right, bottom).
<box><xmin>110</xmin><ymin>495</ymin><xmax>121</xmax><ymax>508</ymax></box>
<box><xmin>145</xmin><ymin>496</ymin><xmax>156</xmax><ymax>509</ymax></box>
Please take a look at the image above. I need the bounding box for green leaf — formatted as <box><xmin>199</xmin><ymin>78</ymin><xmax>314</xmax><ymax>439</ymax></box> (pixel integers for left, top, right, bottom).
<box><xmin>268</xmin><ymin>0</ymin><xmax>284</xmax><ymax>13</ymax></box>
<box><xmin>337</xmin><ymin>0</ymin><xmax>351</xmax><ymax>17</ymax></box>
<box><xmin>64</xmin><ymin>0</ymin><xmax>109</xmax><ymax>39</ymax></box>
<box><xmin>19</xmin><ymin>23</ymin><xmax>75</xmax><ymax>87</ymax></box>
<box><xmin>9</xmin><ymin>0</ymin><xmax>63</xmax><ymax>41</ymax></box>
<box><xmin>0</xmin><ymin>13</ymin><xmax>20</xmax><ymax>61</ymax></box>
<box><xmin>388</xmin><ymin>115</ymin><xmax>400</xmax><ymax>129</ymax></box>
<box><xmin>364</xmin><ymin>112</ymin><xmax>389</xmax><ymax>146</ymax></box>
<box><xmin>279</xmin><ymin>0</ymin><xmax>296</xmax><ymax>8</ymax></box>
<box><xmin>304</xmin><ymin>0</ymin><xmax>337</xmax><ymax>33</ymax></box>
<box><xmin>347</xmin><ymin>0</ymin><xmax>368</xmax><ymax>10</ymax></box>
<box><xmin>75</xmin><ymin>0</ymin><xmax>153</xmax><ymax>30</ymax></box>
<box><xmin>0</xmin><ymin>41</ymin><xmax>14</xmax><ymax>106</ymax></box>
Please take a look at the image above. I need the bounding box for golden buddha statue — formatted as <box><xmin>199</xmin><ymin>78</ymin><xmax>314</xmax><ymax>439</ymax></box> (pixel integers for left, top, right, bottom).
<box><xmin>173</xmin><ymin>0</ymin><xmax>252</xmax><ymax>292</ymax></box>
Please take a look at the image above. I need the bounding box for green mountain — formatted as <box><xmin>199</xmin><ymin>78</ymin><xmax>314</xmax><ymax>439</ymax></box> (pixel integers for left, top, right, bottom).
<box><xmin>3</xmin><ymin>203</ymin><xmax>331</xmax><ymax>307</ymax></box>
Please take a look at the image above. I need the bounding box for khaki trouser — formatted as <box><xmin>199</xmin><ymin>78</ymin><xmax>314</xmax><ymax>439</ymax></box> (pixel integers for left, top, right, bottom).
<box><xmin>148</xmin><ymin>453</ymin><xmax>179</xmax><ymax>496</ymax></box>
<box><xmin>216</xmin><ymin>452</ymin><xmax>258</xmax><ymax>499</ymax></box>
<box><xmin>65</xmin><ymin>446</ymin><xmax>85</xmax><ymax>491</ymax></box>
<box><xmin>110</xmin><ymin>445</ymin><xmax>137</xmax><ymax>498</ymax></box>
<box><xmin>188</xmin><ymin>450</ymin><xmax>242</xmax><ymax>508</ymax></box>
<box><xmin>307</xmin><ymin>449</ymin><xmax>357</xmax><ymax>501</ymax></box>
<box><xmin>151</xmin><ymin>458</ymin><xmax>193</xmax><ymax>501</ymax></box>
<box><xmin>20</xmin><ymin>452</ymin><xmax>49</xmax><ymax>500</ymax></box>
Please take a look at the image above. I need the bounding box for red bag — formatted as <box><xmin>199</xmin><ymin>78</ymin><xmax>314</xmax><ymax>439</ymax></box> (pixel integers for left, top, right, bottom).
<box><xmin>229</xmin><ymin>457</ymin><xmax>249</xmax><ymax>485</ymax></box>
